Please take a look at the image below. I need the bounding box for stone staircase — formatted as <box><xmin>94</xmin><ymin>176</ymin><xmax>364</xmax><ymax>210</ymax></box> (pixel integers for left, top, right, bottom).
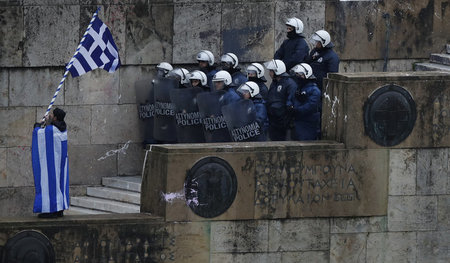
<box><xmin>66</xmin><ymin>176</ymin><xmax>142</xmax><ymax>215</ymax></box>
<box><xmin>415</xmin><ymin>44</ymin><xmax>450</xmax><ymax>71</ymax></box>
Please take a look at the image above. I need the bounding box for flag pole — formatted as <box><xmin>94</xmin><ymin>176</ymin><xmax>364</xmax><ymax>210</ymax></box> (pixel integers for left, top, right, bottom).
<box><xmin>41</xmin><ymin>7</ymin><xmax>101</xmax><ymax>122</ymax></box>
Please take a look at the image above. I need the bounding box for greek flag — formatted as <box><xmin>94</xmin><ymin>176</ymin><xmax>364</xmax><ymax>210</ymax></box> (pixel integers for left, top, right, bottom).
<box><xmin>32</xmin><ymin>126</ymin><xmax>69</xmax><ymax>213</ymax></box>
<box><xmin>69</xmin><ymin>16</ymin><xmax>120</xmax><ymax>77</ymax></box>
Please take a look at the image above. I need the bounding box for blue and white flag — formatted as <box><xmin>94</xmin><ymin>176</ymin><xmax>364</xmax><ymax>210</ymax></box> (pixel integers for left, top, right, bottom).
<box><xmin>32</xmin><ymin>126</ymin><xmax>69</xmax><ymax>213</ymax></box>
<box><xmin>69</xmin><ymin>16</ymin><xmax>121</xmax><ymax>77</ymax></box>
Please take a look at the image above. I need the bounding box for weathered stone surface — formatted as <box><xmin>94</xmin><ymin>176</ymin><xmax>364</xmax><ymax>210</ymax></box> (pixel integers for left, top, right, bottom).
<box><xmin>0</xmin><ymin>6</ymin><xmax>23</xmax><ymax>67</ymax></box>
<box><xmin>62</xmin><ymin>106</ymin><xmax>91</xmax><ymax>145</ymax></box>
<box><xmin>221</xmin><ymin>2</ymin><xmax>274</xmax><ymax>62</ymax></box>
<box><xmin>0</xmin><ymin>107</ymin><xmax>35</xmax><ymax>147</ymax></box>
<box><xmin>125</xmin><ymin>3</ymin><xmax>173</xmax><ymax>64</ymax></box>
<box><xmin>331</xmin><ymin>216</ymin><xmax>387</xmax><ymax>234</ymax></box>
<box><xmin>0</xmin><ymin>69</ymin><xmax>7</xmax><ymax>106</ymax></box>
<box><xmin>0</xmin><ymin>148</ymin><xmax>6</xmax><ymax>185</ymax></box>
<box><xmin>5</xmin><ymin>147</ymin><xmax>33</xmax><ymax>187</ymax></box>
<box><xmin>91</xmin><ymin>104</ymin><xmax>142</xmax><ymax>144</ymax></box>
<box><xmin>9</xmin><ymin>68</ymin><xmax>64</xmax><ymax>107</ymax></box>
<box><xmin>268</xmin><ymin>219</ymin><xmax>329</xmax><ymax>252</ymax></box>
<box><xmin>65</xmin><ymin>68</ymin><xmax>119</xmax><ymax>105</ymax></box>
<box><xmin>68</xmin><ymin>144</ymin><xmax>117</xmax><ymax>185</ymax></box>
<box><xmin>389</xmin><ymin>149</ymin><xmax>416</xmax><ymax>195</ymax></box>
<box><xmin>0</xmin><ymin>186</ymin><xmax>34</xmax><ymax>217</ymax></box>
<box><xmin>211</xmin><ymin>253</ymin><xmax>281</xmax><ymax>263</ymax></box>
<box><xmin>340</xmin><ymin>59</ymin><xmax>423</xmax><ymax>73</ymax></box>
<box><xmin>167</xmin><ymin>222</ymin><xmax>210</xmax><ymax>263</ymax></box>
<box><xmin>117</xmin><ymin>142</ymin><xmax>144</xmax><ymax>176</ymax></box>
<box><xmin>119</xmin><ymin>65</ymin><xmax>155</xmax><ymax>104</ymax></box>
<box><xmin>211</xmin><ymin>220</ymin><xmax>269</xmax><ymax>253</ymax></box>
<box><xmin>416</xmin><ymin>148</ymin><xmax>448</xmax><ymax>195</ymax></box>
<box><xmin>417</xmin><ymin>231</ymin><xmax>450</xmax><ymax>263</ymax></box>
<box><xmin>23</xmin><ymin>0</ymin><xmax>78</xmax><ymax>4</ymax></box>
<box><xmin>388</xmin><ymin>196</ymin><xmax>437</xmax><ymax>231</ymax></box>
<box><xmin>366</xmin><ymin>232</ymin><xmax>417</xmax><ymax>263</ymax></box>
<box><xmin>23</xmin><ymin>5</ymin><xmax>79</xmax><ymax>66</ymax></box>
<box><xmin>275</xmin><ymin>1</ymin><xmax>325</xmax><ymax>52</ymax></box>
<box><xmin>437</xmin><ymin>195</ymin><xmax>450</xmax><ymax>230</ymax></box>
<box><xmin>330</xmin><ymin>233</ymin><xmax>367</xmax><ymax>263</ymax></box>
<box><xmin>173</xmin><ymin>3</ymin><xmax>221</xmax><ymax>64</ymax></box>
<box><xmin>281</xmin><ymin>251</ymin><xmax>328</xmax><ymax>263</ymax></box>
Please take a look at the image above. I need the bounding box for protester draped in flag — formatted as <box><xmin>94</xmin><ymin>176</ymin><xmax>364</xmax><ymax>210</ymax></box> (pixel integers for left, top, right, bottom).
<box><xmin>32</xmin><ymin>108</ymin><xmax>69</xmax><ymax>218</ymax></box>
<box><xmin>32</xmin><ymin>8</ymin><xmax>120</xmax><ymax>218</ymax></box>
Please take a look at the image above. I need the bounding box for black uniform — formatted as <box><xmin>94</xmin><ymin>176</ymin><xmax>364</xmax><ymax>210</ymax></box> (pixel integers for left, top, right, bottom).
<box><xmin>305</xmin><ymin>42</ymin><xmax>340</xmax><ymax>91</ymax></box>
<box><xmin>274</xmin><ymin>32</ymin><xmax>310</xmax><ymax>71</ymax></box>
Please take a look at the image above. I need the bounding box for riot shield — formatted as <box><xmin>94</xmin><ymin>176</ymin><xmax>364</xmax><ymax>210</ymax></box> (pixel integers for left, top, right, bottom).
<box><xmin>169</xmin><ymin>87</ymin><xmax>206</xmax><ymax>143</ymax></box>
<box><xmin>134</xmin><ymin>78</ymin><xmax>155</xmax><ymax>144</ymax></box>
<box><xmin>197</xmin><ymin>91</ymin><xmax>231</xmax><ymax>142</ymax></box>
<box><xmin>153</xmin><ymin>77</ymin><xmax>178</xmax><ymax>142</ymax></box>
<box><xmin>222</xmin><ymin>99</ymin><xmax>263</xmax><ymax>142</ymax></box>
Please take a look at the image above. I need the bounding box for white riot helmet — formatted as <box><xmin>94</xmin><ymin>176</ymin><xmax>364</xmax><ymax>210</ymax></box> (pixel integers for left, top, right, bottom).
<box><xmin>196</xmin><ymin>50</ymin><xmax>215</xmax><ymax>66</ymax></box>
<box><xmin>220</xmin><ymin>53</ymin><xmax>239</xmax><ymax>69</ymax></box>
<box><xmin>290</xmin><ymin>63</ymin><xmax>313</xmax><ymax>79</ymax></box>
<box><xmin>286</xmin><ymin>17</ymin><xmax>304</xmax><ymax>34</ymax></box>
<box><xmin>212</xmin><ymin>70</ymin><xmax>232</xmax><ymax>86</ymax></box>
<box><xmin>264</xmin><ymin>59</ymin><xmax>286</xmax><ymax>75</ymax></box>
<box><xmin>312</xmin><ymin>30</ymin><xmax>331</xmax><ymax>47</ymax></box>
<box><xmin>188</xmin><ymin>70</ymin><xmax>207</xmax><ymax>86</ymax></box>
<box><xmin>237</xmin><ymin>81</ymin><xmax>260</xmax><ymax>98</ymax></box>
<box><xmin>156</xmin><ymin>62</ymin><xmax>173</xmax><ymax>72</ymax></box>
<box><xmin>169</xmin><ymin>68</ymin><xmax>190</xmax><ymax>84</ymax></box>
<box><xmin>246</xmin><ymin>63</ymin><xmax>265</xmax><ymax>79</ymax></box>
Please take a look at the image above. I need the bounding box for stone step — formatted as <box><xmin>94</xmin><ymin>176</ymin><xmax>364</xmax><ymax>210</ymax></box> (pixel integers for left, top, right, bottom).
<box><xmin>71</xmin><ymin>196</ymin><xmax>140</xmax><ymax>213</ymax></box>
<box><xmin>430</xmin><ymin>53</ymin><xmax>450</xmax><ymax>66</ymax></box>
<box><xmin>415</xmin><ymin>62</ymin><xmax>450</xmax><ymax>72</ymax></box>
<box><xmin>65</xmin><ymin>206</ymin><xmax>111</xmax><ymax>215</ymax></box>
<box><xmin>102</xmin><ymin>176</ymin><xmax>141</xmax><ymax>193</ymax></box>
<box><xmin>87</xmin><ymin>186</ymin><xmax>140</xmax><ymax>205</ymax></box>
<box><xmin>447</xmin><ymin>44</ymin><xmax>450</xmax><ymax>54</ymax></box>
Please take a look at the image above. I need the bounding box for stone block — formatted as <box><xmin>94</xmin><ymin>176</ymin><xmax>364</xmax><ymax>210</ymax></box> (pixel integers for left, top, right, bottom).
<box><xmin>91</xmin><ymin>104</ymin><xmax>142</xmax><ymax>144</ymax></box>
<box><xmin>281</xmin><ymin>251</ymin><xmax>328</xmax><ymax>263</ymax></box>
<box><xmin>389</xmin><ymin>149</ymin><xmax>416</xmax><ymax>195</ymax></box>
<box><xmin>173</xmin><ymin>3</ymin><xmax>221</xmax><ymax>64</ymax></box>
<box><xmin>68</xmin><ymin>144</ymin><xmax>117</xmax><ymax>185</ymax></box>
<box><xmin>417</xmin><ymin>148</ymin><xmax>448</xmax><ymax>195</ymax></box>
<box><xmin>0</xmin><ymin>6</ymin><xmax>23</xmax><ymax>67</ymax></box>
<box><xmin>0</xmin><ymin>107</ymin><xmax>35</xmax><ymax>147</ymax></box>
<box><xmin>330</xmin><ymin>233</ymin><xmax>367</xmax><ymax>263</ymax></box>
<box><xmin>62</xmin><ymin>106</ymin><xmax>91</xmax><ymax>145</ymax></box>
<box><xmin>211</xmin><ymin>253</ymin><xmax>281</xmax><ymax>263</ymax></box>
<box><xmin>0</xmin><ymin>186</ymin><xmax>35</xmax><ymax>217</ymax></box>
<box><xmin>9</xmin><ymin>68</ymin><xmax>64</xmax><ymax>107</ymax></box>
<box><xmin>3</xmin><ymin>147</ymin><xmax>33</xmax><ymax>187</ymax></box>
<box><xmin>211</xmin><ymin>220</ymin><xmax>269</xmax><ymax>253</ymax></box>
<box><xmin>0</xmin><ymin>148</ymin><xmax>6</xmax><ymax>184</ymax></box>
<box><xmin>117</xmin><ymin>142</ymin><xmax>145</xmax><ymax>176</ymax></box>
<box><xmin>0</xmin><ymin>69</ymin><xmax>7</xmax><ymax>106</ymax></box>
<box><xmin>268</xmin><ymin>219</ymin><xmax>329</xmax><ymax>252</ymax></box>
<box><xmin>165</xmin><ymin>222</ymin><xmax>210</xmax><ymax>263</ymax></box>
<box><xmin>331</xmin><ymin>216</ymin><xmax>387</xmax><ymax>234</ymax></box>
<box><xmin>221</xmin><ymin>2</ymin><xmax>274</xmax><ymax>62</ymax></box>
<box><xmin>23</xmin><ymin>5</ymin><xmax>79</xmax><ymax>66</ymax></box>
<box><xmin>119</xmin><ymin>65</ymin><xmax>155</xmax><ymax>104</ymax></box>
<box><xmin>366</xmin><ymin>232</ymin><xmax>417</xmax><ymax>263</ymax></box>
<box><xmin>388</xmin><ymin>196</ymin><xmax>437</xmax><ymax>231</ymax></box>
<box><xmin>23</xmin><ymin>0</ymin><xmax>78</xmax><ymax>4</ymax></box>
<box><xmin>0</xmin><ymin>0</ymin><xmax>23</xmax><ymax>6</ymax></box>
<box><xmin>438</xmin><ymin>195</ymin><xmax>450</xmax><ymax>230</ymax></box>
<box><xmin>275</xmin><ymin>1</ymin><xmax>325</xmax><ymax>52</ymax></box>
<box><xmin>125</xmin><ymin>3</ymin><xmax>173</xmax><ymax>64</ymax></box>
<box><xmin>64</xmin><ymin>68</ymin><xmax>119</xmax><ymax>105</ymax></box>
<box><xmin>417</xmin><ymin>231</ymin><xmax>450</xmax><ymax>263</ymax></box>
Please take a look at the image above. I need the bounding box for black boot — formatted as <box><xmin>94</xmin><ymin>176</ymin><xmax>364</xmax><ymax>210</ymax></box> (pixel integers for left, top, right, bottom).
<box><xmin>38</xmin><ymin>212</ymin><xmax>58</xmax><ymax>218</ymax></box>
<box><xmin>57</xmin><ymin>210</ymin><xmax>64</xmax><ymax>217</ymax></box>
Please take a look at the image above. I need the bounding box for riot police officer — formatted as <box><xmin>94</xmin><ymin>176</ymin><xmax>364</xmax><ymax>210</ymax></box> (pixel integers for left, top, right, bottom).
<box><xmin>167</xmin><ymin>68</ymin><xmax>190</xmax><ymax>89</ymax></box>
<box><xmin>155</xmin><ymin>62</ymin><xmax>173</xmax><ymax>78</ymax></box>
<box><xmin>187</xmin><ymin>70</ymin><xmax>210</xmax><ymax>92</ymax></box>
<box><xmin>274</xmin><ymin>17</ymin><xmax>309</xmax><ymax>71</ymax></box>
<box><xmin>306</xmin><ymin>30</ymin><xmax>340</xmax><ymax>91</ymax></box>
<box><xmin>289</xmin><ymin>63</ymin><xmax>321</xmax><ymax>140</ymax></box>
<box><xmin>212</xmin><ymin>70</ymin><xmax>241</xmax><ymax>105</ymax></box>
<box><xmin>265</xmin><ymin>59</ymin><xmax>297</xmax><ymax>141</ymax></box>
<box><xmin>246</xmin><ymin>63</ymin><xmax>269</xmax><ymax>101</ymax></box>
<box><xmin>196</xmin><ymin>50</ymin><xmax>218</xmax><ymax>88</ymax></box>
<box><xmin>237</xmin><ymin>81</ymin><xmax>269</xmax><ymax>141</ymax></box>
<box><xmin>220</xmin><ymin>53</ymin><xmax>247</xmax><ymax>88</ymax></box>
